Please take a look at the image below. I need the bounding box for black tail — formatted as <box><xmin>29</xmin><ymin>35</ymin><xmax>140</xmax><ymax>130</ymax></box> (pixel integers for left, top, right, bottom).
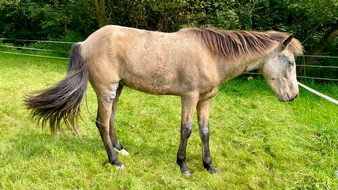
<box><xmin>25</xmin><ymin>43</ymin><xmax>88</xmax><ymax>134</ymax></box>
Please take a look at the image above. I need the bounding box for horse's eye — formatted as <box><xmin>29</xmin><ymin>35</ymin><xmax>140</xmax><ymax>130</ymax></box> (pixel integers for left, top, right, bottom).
<box><xmin>289</xmin><ymin>61</ymin><xmax>295</xmax><ymax>65</ymax></box>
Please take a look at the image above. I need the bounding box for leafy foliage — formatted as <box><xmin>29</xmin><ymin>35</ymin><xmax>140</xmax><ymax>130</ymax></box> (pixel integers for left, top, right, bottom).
<box><xmin>1</xmin><ymin>0</ymin><xmax>337</xmax><ymax>43</ymax></box>
<box><xmin>0</xmin><ymin>0</ymin><xmax>96</xmax><ymax>42</ymax></box>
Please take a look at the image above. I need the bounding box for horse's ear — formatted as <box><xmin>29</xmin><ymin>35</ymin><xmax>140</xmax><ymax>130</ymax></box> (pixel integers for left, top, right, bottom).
<box><xmin>282</xmin><ymin>35</ymin><xmax>293</xmax><ymax>50</ymax></box>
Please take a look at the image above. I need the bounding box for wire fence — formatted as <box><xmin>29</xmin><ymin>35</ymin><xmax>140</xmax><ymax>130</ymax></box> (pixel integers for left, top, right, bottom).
<box><xmin>0</xmin><ymin>45</ymin><xmax>67</xmax><ymax>53</ymax></box>
<box><xmin>0</xmin><ymin>38</ymin><xmax>73</xmax><ymax>60</ymax></box>
<box><xmin>0</xmin><ymin>38</ymin><xmax>337</xmax><ymax>82</ymax></box>
<box><xmin>0</xmin><ymin>51</ymin><xmax>69</xmax><ymax>60</ymax></box>
<box><xmin>0</xmin><ymin>38</ymin><xmax>75</xmax><ymax>44</ymax></box>
<box><xmin>1</xmin><ymin>38</ymin><xmax>337</xmax><ymax>105</ymax></box>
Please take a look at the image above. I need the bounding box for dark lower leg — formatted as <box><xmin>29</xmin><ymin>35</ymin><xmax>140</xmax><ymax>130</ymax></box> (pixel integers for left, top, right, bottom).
<box><xmin>96</xmin><ymin>92</ymin><xmax>123</xmax><ymax>167</ymax></box>
<box><xmin>110</xmin><ymin>112</ymin><xmax>124</xmax><ymax>151</ymax></box>
<box><xmin>197</xmin><ymin>99</ymin><xmax>216</xmax><ymax>174</ymax></box>
<box><xmin>109</xmin><ymin>84</ymin><xmax>124</xmax><ymax>151</ymax></box>
<box><xmin>177</xmin><ymin>123</ymin><xmax>193</xmax><ymax>175</ymax></box>
<box><xmin>199</xmin><ymin>124</ymin><xmax>216</xmax><ymax>173</ymax></box>
<box><xmin>96</xmin><ymin>117</ymin><xmax>123</xmax><ymax>167</ymax></box>
<box><xmin>177</xmin><ymin>95</ymin><xmax>198</xmax><ymax>176</ymax></box>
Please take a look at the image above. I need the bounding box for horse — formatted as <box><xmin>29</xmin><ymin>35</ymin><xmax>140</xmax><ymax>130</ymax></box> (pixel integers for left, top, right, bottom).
<box><xmin>25</xmin><ymin>25</ymin><xmax>303</xmax><ymax>176</ymax></box>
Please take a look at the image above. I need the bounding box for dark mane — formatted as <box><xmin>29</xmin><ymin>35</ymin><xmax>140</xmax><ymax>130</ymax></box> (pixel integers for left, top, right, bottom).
<box><xmin>181</xmin><ymin>27</ymin><xmax>303</xmax><ymax>61</ymax></box>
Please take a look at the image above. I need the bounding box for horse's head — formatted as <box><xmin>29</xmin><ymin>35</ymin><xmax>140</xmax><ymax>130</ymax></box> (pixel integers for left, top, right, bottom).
<box><xmin>262</xmin><ymin>36</ymin><xmax>302</xmax><ymax>102</ymax></box>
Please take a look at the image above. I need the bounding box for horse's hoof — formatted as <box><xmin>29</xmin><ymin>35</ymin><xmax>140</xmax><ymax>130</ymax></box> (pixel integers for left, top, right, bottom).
<box><xmin>117</xmin><ymin>164</ymin><xmax>125</xmax><ymax>170</ymax></box>
<box><xmin>208</xmin><ymin>168</ymin><xmax>217</xmax><ymax>174</ymax></box>
<box><xmin>208</xmin><ymin>167</ymin><xmax>216</xmax><ymax>174</ymax></box>
<box><xmin>181</xmin><ymin>170</ymin><xmax>191</xmax><ymax>176</ymax></box>
<box><xmin>114</xmin><ymin>148</ymin><xmax>130</xmax><ymax>156</ymax></box>
<box><xmin>204</xmin><ymin>162</ymin><xmax>216</xmax><ymax>174</ymax></box>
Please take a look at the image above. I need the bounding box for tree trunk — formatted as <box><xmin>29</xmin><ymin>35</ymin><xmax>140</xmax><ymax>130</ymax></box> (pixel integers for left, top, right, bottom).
<box><xmin>64</xmin><ymin>22</ymin><xmax>68</xmax><ymax>35</ymax></box>
<box><xmin>92</xmin><ymin>0</ymin><xmax>108</xmax><ymax>28</ymax></box>
<box><xmin>298</xmin><ymin>22</ymin><xmax>338</xmax><ymax>74</ymax></box>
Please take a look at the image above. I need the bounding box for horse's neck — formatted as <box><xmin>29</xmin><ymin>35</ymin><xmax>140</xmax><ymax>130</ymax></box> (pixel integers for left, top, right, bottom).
<box><xmin>216</xmin><ymin>53</ymin><xmax>269</xmax><ymax>83</ymax></box>
<box><xmin>243</xmin><ymin>58</ymin><xmax>265</xmax><ymax>72</ymax></box>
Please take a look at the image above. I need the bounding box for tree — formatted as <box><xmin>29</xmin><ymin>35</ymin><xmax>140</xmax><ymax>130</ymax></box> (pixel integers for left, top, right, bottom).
<box><xmin>304</xmin><ymin>22</ymin><xmax>338</xmax><ymax>65</ymax></box>
<box><xmin>185</xmin><ymin>0</ymin><xmax>239</xmax><ymax>29</ymax></box>
<box><xmin>0</xmin><ymin>0</ymin><xmax>96</xmax><ymax>42</ymax></box>
<box><xmin>286</xmin><ymin>0</ymin><xmax>338</xmax><ymax>76</ymax></box>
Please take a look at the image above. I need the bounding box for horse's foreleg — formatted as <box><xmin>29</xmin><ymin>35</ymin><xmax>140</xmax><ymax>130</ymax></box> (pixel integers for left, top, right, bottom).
<box><xmin>109</xmin><ymin>84</ymin><xmax>129</xmax><ymax>156</ymax></box>
<box><xmin>197</xmin><ymin>99</ymin><xmax>216</xmax><ymax>174</ymax></box>
<box><xmin>96</xmin><ymin>92</ymin><xmax>124</xmax><ymax>168</ymax></box>
<box><xmin>177</xmin><ymin>95</ymin><xmax>198</xmax><ymax>176</ymax></box>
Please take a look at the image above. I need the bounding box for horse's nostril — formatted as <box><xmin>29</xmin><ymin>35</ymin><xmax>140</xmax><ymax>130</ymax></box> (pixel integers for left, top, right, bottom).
<box><xmin>288</xmin><ymin>94</ymin><xmax>298</xmax><ymax>102</ymax></box>
<box><xmin>295</xmin><ymin>94</ymin><xmax>299</xmax><ymax>99</ymax></box>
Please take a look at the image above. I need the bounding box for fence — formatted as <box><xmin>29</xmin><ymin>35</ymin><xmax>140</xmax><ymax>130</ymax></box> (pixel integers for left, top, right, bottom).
<box><xmin>1</xmin><ymin>38</ymin><xmax>337</xmax><ymax>81</ymax></box>
<box><xmin>0</xmin><ymin>38</ymin><xmax>73</xmax><ymax>60</ymax></box>
<box><xmin>296</xmin><ymin>55</ymin><xmax>338</xmax><ymax>82</ymax></box>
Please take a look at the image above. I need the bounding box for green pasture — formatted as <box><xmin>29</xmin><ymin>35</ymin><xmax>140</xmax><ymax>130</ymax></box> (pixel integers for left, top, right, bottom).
<box><xmin>0</xmin><ymin>53</ymin><xmax>337</xmax><ymax>189</ymax></box>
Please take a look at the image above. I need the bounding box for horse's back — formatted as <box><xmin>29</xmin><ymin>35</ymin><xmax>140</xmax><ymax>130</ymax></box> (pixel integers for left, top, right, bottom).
<box><xmin>80</xmin><ymin>25</ymin><xmax>218</xmax><ymax>96</ymax></box>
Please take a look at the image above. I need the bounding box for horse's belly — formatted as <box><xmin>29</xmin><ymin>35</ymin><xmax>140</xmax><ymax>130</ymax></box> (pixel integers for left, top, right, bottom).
<box><xmin>121</xmin><ymin>72</ymin><xmax>178</xmax><ymax>95</ymax></box>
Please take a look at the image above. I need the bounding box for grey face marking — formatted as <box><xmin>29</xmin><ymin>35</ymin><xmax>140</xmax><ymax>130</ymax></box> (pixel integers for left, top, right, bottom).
<box><xmin>278</xmin><ymin>54</ymin><xmax>289</xmax><ymax>66</ymax></box>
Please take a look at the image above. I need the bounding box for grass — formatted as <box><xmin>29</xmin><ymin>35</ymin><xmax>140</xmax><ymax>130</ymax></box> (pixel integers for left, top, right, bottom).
<box><xmin>0</xmin><ymin>53</ymin><xmax>337</xmax><ymax>189</ymax></box>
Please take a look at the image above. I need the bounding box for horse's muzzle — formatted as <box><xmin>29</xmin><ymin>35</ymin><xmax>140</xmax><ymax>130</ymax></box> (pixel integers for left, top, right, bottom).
<box><xmin>279</xmin><ymin>93</ymin><xmax>299</xmax><ymax>102</ymax></box>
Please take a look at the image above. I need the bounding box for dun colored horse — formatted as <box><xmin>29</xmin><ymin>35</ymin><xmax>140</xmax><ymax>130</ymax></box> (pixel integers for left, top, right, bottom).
<box><xmin>25</xmin><ymin>25</ymin><xmax>303</xmax><ymax>176</ymax></box>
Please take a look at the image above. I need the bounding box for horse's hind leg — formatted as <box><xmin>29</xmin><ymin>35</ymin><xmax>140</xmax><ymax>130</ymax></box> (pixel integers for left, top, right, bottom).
<box><xmin>109</xmin><ymin>84</ymin><xmax>129</xmax><ymax>156</ymax></box>
<box><xmin>197</xmin><ymin>99</ymin><xmax>216</xmax><ymax>174</ymax></box>
<box><xmin>95</xmin><ymin>83</ymin><xmax>124</xmax><ymax>168</ymax></box>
